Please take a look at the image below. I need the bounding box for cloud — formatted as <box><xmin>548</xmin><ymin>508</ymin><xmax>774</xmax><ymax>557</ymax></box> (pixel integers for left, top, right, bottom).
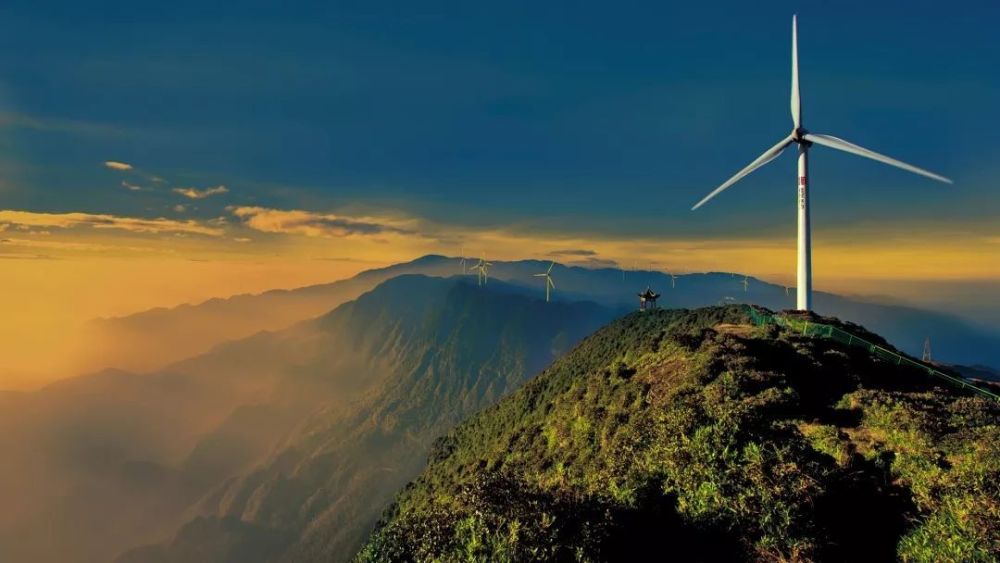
<box><xmin>104</xmin><ymin>161</ymin><xmax>133</xmax><ymax>171</ymax></box>
<box><xmin>231</xmin><ymin>206</ymin><xmax>418</xmax><ymax>238</ymax></box>
<box><xmin>0</xmin><ymin>210</ymin><xmax>223</xmax><ymax>237</ymax></box>
<box><xmin>173</xmin><ymin>204</ymin><xmax>187</xmax><ymax>213</ymax></box>
<box><xmin>173</xmin><ymin>185</ymin><xmax>229</xmax><ymax>200</ymax></box>
<box><xmin>0</xmin><ymin>112</ymin><xmax>125</xmax><ymax>137</ymax></box>
<box><xmin>121</xmin><ymin>180</ymin><xmax>145</xmax><ymax>192</ymax></box>
<box><xmin>233</xmin><ymin>237</ymin><xmax>252</xmax><ymax>243</ymax></box>
<box><xmin>548</xmin><ymin>249</ymin><xmax>598</xmax><ymax>257</ymax></box>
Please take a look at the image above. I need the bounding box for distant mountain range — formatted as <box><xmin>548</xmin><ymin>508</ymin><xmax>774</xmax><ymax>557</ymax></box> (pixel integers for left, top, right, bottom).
<box><xmin>86</xmin><ymin>255</ymin><xmax>1000</xmax><ymax>374</ymax></box>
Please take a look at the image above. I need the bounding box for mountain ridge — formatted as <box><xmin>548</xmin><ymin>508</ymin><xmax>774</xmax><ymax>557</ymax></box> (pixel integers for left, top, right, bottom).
<box><xmin>360</xmin><ymin>305</ymin><xmax>1000</xmax><ymax>561</ymax></box>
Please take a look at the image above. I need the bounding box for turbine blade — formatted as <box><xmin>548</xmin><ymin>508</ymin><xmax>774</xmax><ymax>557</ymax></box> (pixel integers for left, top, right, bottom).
<box><xmin>547</xmin><ymin>261</ymin><xmax>554</xmax><ymax>274</ymax></box>
<box><xmin>692</xmin><ymin>136</ymin><xmax>794</xmax><ymax>210</ymax></box>
<box><xmin>791</xmin><ymin>15</ymin><xmax>802</xmax><ymax>128</ymax></box>
<box><xmin>804</xmin><ymin>133</ymin><xmax>953</xmax><ymax>184</ymax></box>
<box><xmin>548</xmin><ymin>277</ymin><xmax>555</xmax><ymax>289</ymax></box>
<box><xmin>533</xmin><ymin>273</ymin><xmax>546</xmax><ymax>277</ymax></box>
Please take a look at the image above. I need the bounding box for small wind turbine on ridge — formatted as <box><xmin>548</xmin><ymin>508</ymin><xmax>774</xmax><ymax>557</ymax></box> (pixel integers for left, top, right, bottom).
<box><xmin>691</xmin><ymin>15</ymin><xmax>951</xmax><ymax>312</ymax></box>
<box><xmin>479</xmin><ymin>255</ymin><xmax>494</xmax><ymax>286</ymax></box>
<box><xmin>534</xmin><ymin>261</ymin><xmax>556</xmax><ymax>302</ymax></box>
<box><xmin>469</xmin><ymin>254</ymin><xmax>492</xmax><ymax>286</ymax></box>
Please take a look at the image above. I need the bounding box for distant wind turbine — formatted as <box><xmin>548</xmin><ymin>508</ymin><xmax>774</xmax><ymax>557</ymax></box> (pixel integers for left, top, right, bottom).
<box><xmin>533</xmin><ymin>261</ymin><xmax>556</xmax><ymax>302</ymax></box>
<box><xmin>669</xmin><ymin>272</ymin><xmax>677</xmax><ymax>289</ymax></box>
<box><xmin>692</xmin><ymin>15</ymin><xmax>951</xmax><ymax>312</ymax></box>
<box><xmin>469</xmin><ymin>255</ymin><xmax>492</xmax><ymax>286</ymax></box>
<box><xmin>742</xmin><ymin>275</ymin><xmax>750</xmax><ymax>294</ymax></box>
<box><xmin>459</xmin><ymin>247</ymin><xmax>468</xmax><ymax>274</ymax></box>
<box><xmin>479</xmin><ymin>255</ymin><xmax>494</xmax><ymax>286</ymax></box>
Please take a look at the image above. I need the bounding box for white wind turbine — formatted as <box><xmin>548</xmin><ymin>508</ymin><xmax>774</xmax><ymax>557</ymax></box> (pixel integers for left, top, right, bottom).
<box><xmin>692</xmin><ymin>15</ymin><xmax>951</xmax><ymax>312</ymax></box>
<box><xmin>534</xmin><ymin>261</ymin><xmax>556</xmax><ymax>302</ymax></box>
<box><xmin>469</xmin><ymin>254</ymin><xmax>493</xmax><ymax>286</ymax></box>
<box><xmin>459</xmin><ymin>246</ymin><xmax>468</xmax><ymax>274</ymax></box>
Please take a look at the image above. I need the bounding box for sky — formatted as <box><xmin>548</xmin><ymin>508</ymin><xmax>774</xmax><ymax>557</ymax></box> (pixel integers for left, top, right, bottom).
<box><xmin>1</xmin><ymin>1</ymin><xmax>998</xmax><ymax>383</ymax></box>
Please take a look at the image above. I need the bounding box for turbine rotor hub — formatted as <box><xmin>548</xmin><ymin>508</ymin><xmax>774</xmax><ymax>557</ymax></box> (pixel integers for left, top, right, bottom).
<box><xmin>791</xmin><ymin>127</ymin><xmax>811</xmax><ymax>147</ymax></box>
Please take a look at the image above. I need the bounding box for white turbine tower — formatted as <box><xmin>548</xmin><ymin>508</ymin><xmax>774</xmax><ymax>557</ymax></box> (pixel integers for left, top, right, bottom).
<box><xmin>534</xmin><ymin>261</ymin><xmax>556</xmax><ymax>302</ymax></box>
<box><xmin>692</xmin><ymin>15</ymin><xmax>951</xmax><ymax>311</ymax></box>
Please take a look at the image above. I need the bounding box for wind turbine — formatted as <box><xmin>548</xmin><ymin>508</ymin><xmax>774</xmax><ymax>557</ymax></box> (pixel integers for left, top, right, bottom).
<box><xmin>469</xmin><ymin>258</ymin><xmax>484</xmax><ymax>285</ymax></box>
<box><xmin>534</xmin><ymin>261</ymin><xmax>556</xmax><ymax>302</ymax></box>
<box><xmin>475</xmin><ymin>255</ymin><xmax>493</xmax><ymax>286</ymax></box>
<box><xmin>742</xmin><ymin>275</ymin><xmax>750</xmax><ymax>294</ymax></box>
<box><xmin>459</xmin><ymin>247</ymin><xmax>468</xmax><ymax>274</ymax></box>
<box><xmin>669</xmin><ymin>272</ymin><xmax>677</xmax><ymax>289</ymax></box>
<box><xmin>692</xmin><ymin>15</ymin><xmax>952</xmax><ymax>312</ymax></box>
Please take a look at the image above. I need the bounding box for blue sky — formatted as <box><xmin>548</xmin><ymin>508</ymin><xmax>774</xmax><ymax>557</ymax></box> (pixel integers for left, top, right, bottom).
<box><xmin>1</xmin><ymin>1</ymin><xmax>999</xmax><ymax>384</ymax></box>
<box><xmin>1</xmin><ymin>0</ymin><xmax>997</xmax><ymax>238</ymax></box>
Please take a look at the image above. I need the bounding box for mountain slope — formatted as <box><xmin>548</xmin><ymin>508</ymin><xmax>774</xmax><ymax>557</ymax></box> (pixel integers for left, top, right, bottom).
<box><xmin>78</xmin><ymin>256</ymin><xmax>461</xmax><ymax>374</ymax></box>
<box><xmin>3</xmin><ymin>273</ymin><xmax>616</xmax><ymax>563</ymax></box>
<box><xmin>116</xmin><ymin>276</ymin><xmax>621</xmax><ymax>563</ymax></box>
<box><xmin>360</xmin><ymin>306</ymin><xmax>1000</xmax><ymax>562</ymax></box>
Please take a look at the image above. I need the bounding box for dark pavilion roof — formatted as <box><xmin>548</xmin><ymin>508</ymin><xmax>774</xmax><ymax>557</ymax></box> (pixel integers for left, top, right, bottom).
<box><xmin>637</xmin><ymin>287</ymin><xmax>660</xmax><ymax>300</ymax></box>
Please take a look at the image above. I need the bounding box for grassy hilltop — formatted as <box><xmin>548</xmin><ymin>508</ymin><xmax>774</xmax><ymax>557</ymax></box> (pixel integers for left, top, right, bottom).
<box><xmin>360</xmin><ymin>305</ymin><xmax>1000</xmax><ymax>562</ymax></box>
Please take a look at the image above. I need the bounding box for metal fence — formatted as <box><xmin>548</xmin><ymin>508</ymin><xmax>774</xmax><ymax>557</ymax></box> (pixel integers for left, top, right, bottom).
<box><xmin>746</xmin><ymin>306</ymin><xmax>1000</xmax><ymax>402</ymax></box>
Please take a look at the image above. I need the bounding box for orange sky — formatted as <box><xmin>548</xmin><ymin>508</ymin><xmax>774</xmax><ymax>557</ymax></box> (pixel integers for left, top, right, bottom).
<box><xmin>1</xmin><ymin>206</ymin><xmax>998</xmax><ymax>389</ymax></box>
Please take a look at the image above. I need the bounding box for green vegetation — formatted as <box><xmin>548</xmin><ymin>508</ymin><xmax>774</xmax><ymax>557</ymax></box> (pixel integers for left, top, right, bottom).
<box><xmin>360</xmin><ymin>306</ymin><xmax>1000</xmax><ymax>562</ymax></box>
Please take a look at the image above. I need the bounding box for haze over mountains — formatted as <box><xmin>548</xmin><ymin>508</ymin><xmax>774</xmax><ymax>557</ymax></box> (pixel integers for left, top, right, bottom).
<box><xmin>0</xmin><ymin>274</ymin><xmax>618</xmax><ymax>563</ymax></box>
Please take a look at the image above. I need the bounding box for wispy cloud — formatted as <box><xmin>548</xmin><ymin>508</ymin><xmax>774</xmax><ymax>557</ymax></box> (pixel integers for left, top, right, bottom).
<box><xmin>548</xmin><ymin>249</ymin><xmax>598</xmax><ymax>257</ymax></box>
<box><xmin>173</xmin><ymin>185</ymin><xmax>229</xmax><ymax>200</ymax></box>
<box><xmin>0</xmin><ymin>210</ymin><xmax>223</xmax><ymax>236</ymax></box>
<box><xmin>173</xmin><ymin>204</ymin><xmax>187</xmax><ymax>213</ymax></box>
<box><xmin>0</xmin><ymin>112</ymin><xmax>125</xmax><ymax>137</ymax></box>
<box><xmin>231</xmin><ymin>206</ymin><xmax>418</xmax><ymax>238</ymax></box>
<box><xmin>104</xmin><ymin>161</ymin><xmax>133</xmax><ymax>171</ymax></box>
<box><xmin>121</xmin><ymin>180</ymin><xmax>145</xmax><ymax>192</ymax></box>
